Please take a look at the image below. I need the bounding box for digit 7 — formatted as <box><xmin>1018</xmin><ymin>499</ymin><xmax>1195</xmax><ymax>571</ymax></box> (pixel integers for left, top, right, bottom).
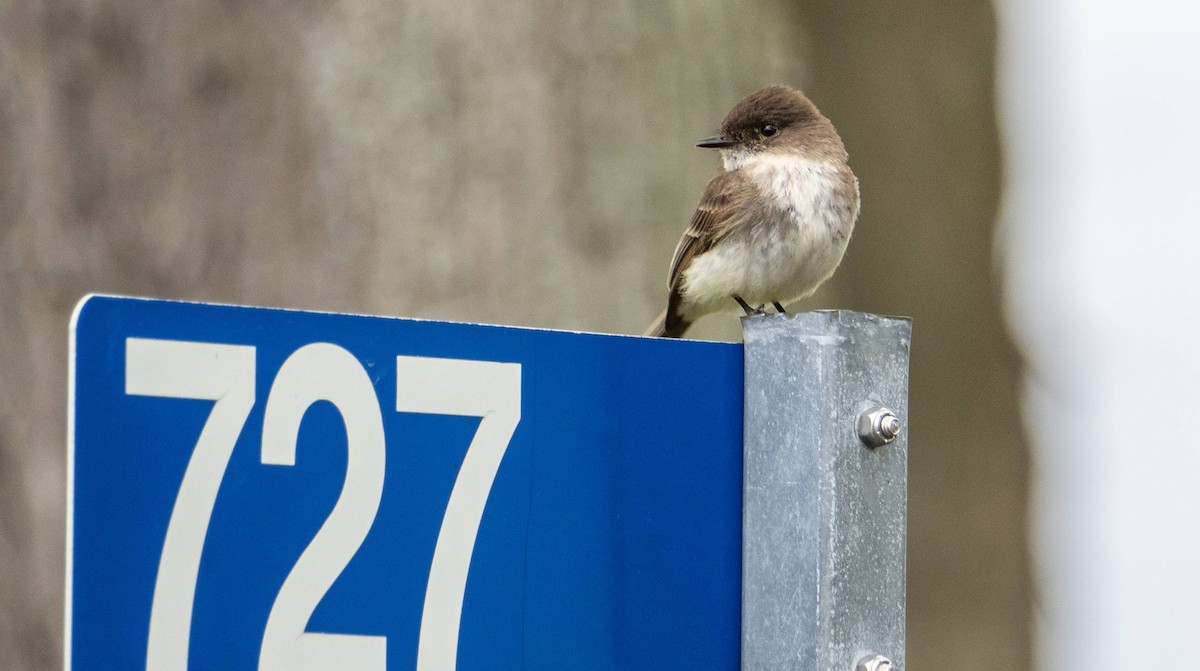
<box><xmin>125</xmin><ymin>338</ymin><xmax>256</xmax><ymax>669</ymax></box>
<box><xmin>396</xmin><ymin>356</ymin><xmax>522</xmax><ymax>671</ymax></box>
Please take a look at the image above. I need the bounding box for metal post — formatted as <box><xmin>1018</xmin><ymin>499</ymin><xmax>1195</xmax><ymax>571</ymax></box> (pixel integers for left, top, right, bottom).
<box><xmin>742</xmin><ymin>311</ymin><xmax>910</xmax><ymax>670</ymax></box>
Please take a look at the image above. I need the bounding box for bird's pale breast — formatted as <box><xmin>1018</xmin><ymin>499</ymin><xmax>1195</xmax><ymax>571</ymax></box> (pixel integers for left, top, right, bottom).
<box><xmin>679</xmin><ymin>156</ymin><xmax>857</xmax><ymax>318</ymax></box>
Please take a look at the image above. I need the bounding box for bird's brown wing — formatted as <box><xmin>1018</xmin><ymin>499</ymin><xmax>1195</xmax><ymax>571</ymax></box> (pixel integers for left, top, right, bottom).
<box><xmin>666</xmin><ymin>170</ymin><xmax>756</xmax><ymax>292</ymax></box>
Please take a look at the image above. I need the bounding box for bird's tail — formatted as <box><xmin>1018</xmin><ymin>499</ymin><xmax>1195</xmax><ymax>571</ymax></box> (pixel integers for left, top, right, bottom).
<box><xmin>643</xmin><ymin>308</ymin><xmax>691</xmax><ymax>338</ymax></box>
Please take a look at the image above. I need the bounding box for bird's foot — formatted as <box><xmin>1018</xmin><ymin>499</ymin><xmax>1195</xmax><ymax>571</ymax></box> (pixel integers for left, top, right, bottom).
<box><xmin>773</xmin><ymin>302</ymin><xmax>788</xmax><ymax>314</ymax></box>
<box><xmin>733</xmin><ymin>294</ymin><xmax>767</xmax><ymax>316</ymax></box>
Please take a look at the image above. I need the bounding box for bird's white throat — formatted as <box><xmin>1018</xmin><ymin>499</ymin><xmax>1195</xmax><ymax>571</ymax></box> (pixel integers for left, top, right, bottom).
<box><xmin>722</xmin><ymin>149</ymin><xmax>849</xmax><ymax>225</ymax></box>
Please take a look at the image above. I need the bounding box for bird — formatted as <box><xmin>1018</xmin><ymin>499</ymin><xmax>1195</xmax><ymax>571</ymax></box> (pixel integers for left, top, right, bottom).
<box><xmin>644</xmin><ymin>85</ymin><xmax>859</xmax><ymax>338</ymax></box>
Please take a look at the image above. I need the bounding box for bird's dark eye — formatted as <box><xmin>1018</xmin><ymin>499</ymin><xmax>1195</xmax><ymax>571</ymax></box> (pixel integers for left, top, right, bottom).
<box><xmin>760</xmin><ymin>124</ymin><xmax>778</xmax><ymax>137</ymax></box>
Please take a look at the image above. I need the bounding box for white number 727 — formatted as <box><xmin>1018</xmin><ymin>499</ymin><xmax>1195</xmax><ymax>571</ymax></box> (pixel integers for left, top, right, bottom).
<box><xmin>125</xmin><ymin>339</ymin><xmax>521</xmax><ymax>671</ymax></box>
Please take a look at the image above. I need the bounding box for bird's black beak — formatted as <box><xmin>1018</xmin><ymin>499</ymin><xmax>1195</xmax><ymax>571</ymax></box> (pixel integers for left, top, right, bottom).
<box><xmin>696</xmin><ymin>135</ymin><xmax>736</xmax><ymax>149</ymax></box>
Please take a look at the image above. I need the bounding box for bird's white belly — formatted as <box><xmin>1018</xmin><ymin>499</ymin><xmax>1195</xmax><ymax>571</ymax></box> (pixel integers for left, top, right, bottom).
<box><xmin>681</xmin><ymin>221</ymin><xmax>847</xmax><ymax>314</ymax></box>
<box><xmin>679</xmin><ymin>157</ymin><xmax>856</xmax><ymax>317</ymax></box>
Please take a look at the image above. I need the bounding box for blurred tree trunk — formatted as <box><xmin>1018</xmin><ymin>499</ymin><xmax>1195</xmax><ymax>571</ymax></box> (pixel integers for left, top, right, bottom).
<box><xmin>797</xmin><ymin>1</ymin><xmax>1032</xmax><ymax>668</ymax></box>
<box><xmin>0</xmin><ymin>0</ymin><xmax>1026</xmax><ymax>668</ymax></box>
<box><xmin>1</xmin><ymin>2</ymin><xmax>367</xmax><ymax>665</ymax></box>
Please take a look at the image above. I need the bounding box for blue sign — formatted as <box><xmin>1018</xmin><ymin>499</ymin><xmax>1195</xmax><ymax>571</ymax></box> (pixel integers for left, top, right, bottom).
<box><xmin>68</xmin><ymin>295</ymin><xmax>744</xmax><ymax>669</ymax></box>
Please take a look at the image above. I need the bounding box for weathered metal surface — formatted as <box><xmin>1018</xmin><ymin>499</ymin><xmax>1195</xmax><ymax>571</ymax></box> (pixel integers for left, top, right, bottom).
<box><xmin>742</xmin><ymin>311</ymin><xmax>911</xmax><ymax>670</ymax></box>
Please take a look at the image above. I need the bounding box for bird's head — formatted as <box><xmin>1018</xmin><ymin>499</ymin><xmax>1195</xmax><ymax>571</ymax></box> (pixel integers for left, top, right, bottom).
<box><xmin>695</xmin><ymin>85</ymin><xmax>827</xmax><ymax>169</ymax></box>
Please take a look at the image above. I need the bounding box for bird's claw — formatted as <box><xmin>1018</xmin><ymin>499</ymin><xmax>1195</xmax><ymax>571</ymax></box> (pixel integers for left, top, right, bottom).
<box><xmin>733</xmin><ymin>295</ymin><xmax>767</xmax><ymax>316</ymax></box>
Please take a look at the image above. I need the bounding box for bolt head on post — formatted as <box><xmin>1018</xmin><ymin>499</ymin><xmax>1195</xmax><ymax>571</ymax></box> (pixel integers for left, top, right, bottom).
<box><xmin>857</xmin><ymin>406</ymin><xmax>901</xmax><ymax>448</ymax></box>
<box><xmin>856</xmin><ymin>653</ymin><xmax>895</xmax><ymax>671</ymax></box>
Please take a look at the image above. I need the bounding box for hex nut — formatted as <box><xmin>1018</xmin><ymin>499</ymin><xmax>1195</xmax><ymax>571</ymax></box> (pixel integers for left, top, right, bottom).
<box><xmin>857</xmin><ymin>406</ymin><xmax>901</xmax><ymax>448</ymax></box>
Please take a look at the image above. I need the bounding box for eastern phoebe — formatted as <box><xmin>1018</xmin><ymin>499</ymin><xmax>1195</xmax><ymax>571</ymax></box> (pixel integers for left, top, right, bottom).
<box><xmin>645</xmin><ymin>85</ymin><xmax>859</xmax><ymax>338</ymax></box>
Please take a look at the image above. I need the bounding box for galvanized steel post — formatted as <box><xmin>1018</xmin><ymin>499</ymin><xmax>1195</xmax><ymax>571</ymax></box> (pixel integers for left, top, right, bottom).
<box><xmin>742</xmin><ymin>311</ymin><xmax>911</xmax><ymax>670</ymax></box>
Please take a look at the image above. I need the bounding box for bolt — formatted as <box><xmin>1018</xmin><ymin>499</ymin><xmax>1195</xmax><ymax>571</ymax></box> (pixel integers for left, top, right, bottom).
<box><xmin>856</xmin><ymin>653</ymin><xmax>895</xmax><ymax>671</ymax></box>
<box><xmin>857</xmin><ymin>406</ymin><xmax>901</xmax><ymax>448</ymax></box>
<box><xmin>878</xmin><ymin>413</ymin><xmax>900</xmax><ymax>441</ymax></box>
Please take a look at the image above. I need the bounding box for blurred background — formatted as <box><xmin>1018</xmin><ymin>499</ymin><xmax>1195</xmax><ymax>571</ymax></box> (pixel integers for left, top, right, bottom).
<box><xmin>1</xmin><ymin>0</ymin><xmax>1196</xmax><ymax>668</ymax></box>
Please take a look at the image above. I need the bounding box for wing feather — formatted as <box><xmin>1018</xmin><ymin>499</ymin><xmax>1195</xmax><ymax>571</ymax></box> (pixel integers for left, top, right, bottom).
<box><xmin>666</xmin><ymin>171</ymin><xmax>754</xmax><ymax>291</ymax></box>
